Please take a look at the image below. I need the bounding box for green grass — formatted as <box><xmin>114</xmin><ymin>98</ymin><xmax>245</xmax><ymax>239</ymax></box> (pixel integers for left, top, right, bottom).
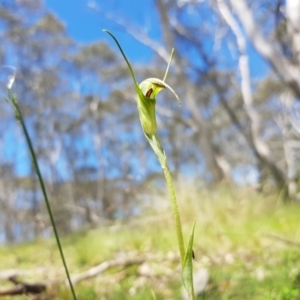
<box><xmin>1</xmin><ymin>183</ymin><xmax>300</xmax><ymax>299</ymax></box>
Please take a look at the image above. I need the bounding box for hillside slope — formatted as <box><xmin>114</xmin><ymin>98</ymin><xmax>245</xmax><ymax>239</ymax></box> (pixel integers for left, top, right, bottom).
<box><xmin>1</xmin><ymin>185</ymin><xmax>300</xmax><ymax>299</ymax></box>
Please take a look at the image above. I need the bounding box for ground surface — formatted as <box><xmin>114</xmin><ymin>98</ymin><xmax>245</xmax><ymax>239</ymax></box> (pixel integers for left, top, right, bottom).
<box><xmin>1</xmin><ymin>184</ymin><xmax>300</xmax><ymax>299</ymax></box>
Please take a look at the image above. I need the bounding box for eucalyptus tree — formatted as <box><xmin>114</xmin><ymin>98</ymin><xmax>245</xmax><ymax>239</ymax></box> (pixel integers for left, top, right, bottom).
<box><xmin>98</xmin><ymin>0</ymin><xmax>300</xmax><ymax>198</ymax></box>
<box><xmin>1</xmin><ymin>0</ymin><xmax>168</xmax><ymax>242</ymax></box>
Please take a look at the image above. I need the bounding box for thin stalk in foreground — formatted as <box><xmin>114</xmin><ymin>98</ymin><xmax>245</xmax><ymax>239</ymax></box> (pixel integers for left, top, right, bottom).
<box><xmin>6</xmin><ymin>89</ymin><xmax>77</xmax><ymax>300</ymax></box>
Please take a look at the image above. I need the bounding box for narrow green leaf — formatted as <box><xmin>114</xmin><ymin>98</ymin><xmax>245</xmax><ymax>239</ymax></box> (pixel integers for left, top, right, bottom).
<box><xmin>182</xmin><ymin>220</ymin><xmax>196</xmax><ymax>300</ymax></box>
<box><xmin>103</xmin><ymin>30</ymin><xmax>139</xmax><ymax>92</ymax></box>
<box><xmin>5</xmin><ymin>88</ymin><xmax>77</xmax><ymax>300</ymax></box>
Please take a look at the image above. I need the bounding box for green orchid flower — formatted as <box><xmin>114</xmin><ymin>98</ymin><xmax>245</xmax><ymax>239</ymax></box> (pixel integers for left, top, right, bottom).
<box><xmin>104</xmin><ymin>30</ymin><xmax>196</xmax><ymax>300</ymax></box>
<box><xmin>104</xmin><ymin>31</ymin><xmax>179</xmax><ymax>137</ymax></box>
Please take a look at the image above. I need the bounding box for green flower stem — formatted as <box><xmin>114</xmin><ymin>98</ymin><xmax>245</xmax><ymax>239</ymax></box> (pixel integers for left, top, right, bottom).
<box><xmin>8</xmin><ymin>91</ymin><xmax>77</xmax><ymax>300</ymax></box>
<box><xmin>162</xmin><ymin>164</ymin><xmax>185</xmax><ymax>263</ymax></box>
<box><xmin>104</xmin><ymin>30</ymin><xmax>195</xmax><ymax>299</ymax></box>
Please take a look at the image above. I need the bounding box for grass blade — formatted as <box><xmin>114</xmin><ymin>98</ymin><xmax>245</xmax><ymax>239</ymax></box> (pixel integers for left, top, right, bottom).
<box><xmin>6</xmin><ymin>89</ymin><xmax>77</xmax><ymax>300</ymax></box>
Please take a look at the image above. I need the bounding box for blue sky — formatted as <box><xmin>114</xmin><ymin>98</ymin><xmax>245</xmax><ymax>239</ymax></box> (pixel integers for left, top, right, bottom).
<box><xmin>43</xmin><ymin>0</ymin><xmax>269</xmax><ymax>78</ymax></box>
<box><xmin>44</xmin><ymin>0</ymin><xmax>158</xmax><ymax>62</ymax></box>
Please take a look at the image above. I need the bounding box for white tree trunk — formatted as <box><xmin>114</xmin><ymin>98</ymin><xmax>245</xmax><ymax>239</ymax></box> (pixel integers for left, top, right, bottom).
<box><xmin>286</xmin><ymin>0</ymin><xmax>300</xmax><ymax>64</ymax></box>
<box><xmin>230</xmin><ymin>0</ymin><xmax>300</xmax><ymax>97</ymax></box>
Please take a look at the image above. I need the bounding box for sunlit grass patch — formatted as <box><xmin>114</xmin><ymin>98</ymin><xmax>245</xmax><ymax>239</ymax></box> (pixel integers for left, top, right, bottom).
<box><xmin>1</xmin><ymin>184</ymin><xmax>300</xmax><ymax>299</ymax></box>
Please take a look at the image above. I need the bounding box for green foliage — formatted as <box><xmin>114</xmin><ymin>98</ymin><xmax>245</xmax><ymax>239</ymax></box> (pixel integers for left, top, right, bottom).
<box><xmin>182</xmin><ymin>220</ymin><xmax>196</xmax><ymax>299</ymax></box>
<box><xmin>1</xmin><ymin>185</ymin><xmax>300</xmax><ymax>299</ymax></box>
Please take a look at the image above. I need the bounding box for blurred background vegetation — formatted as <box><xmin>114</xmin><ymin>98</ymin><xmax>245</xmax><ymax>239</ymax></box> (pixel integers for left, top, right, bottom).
<box><xmin>1</xmin><ymin>0</ymin><xmax>300</xmax><ymax>299</ymax></box>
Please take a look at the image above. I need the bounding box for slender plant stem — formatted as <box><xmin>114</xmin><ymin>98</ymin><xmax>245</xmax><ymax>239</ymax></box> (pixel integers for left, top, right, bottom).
<box><xmin>12</xmin><ymin>97</ymin><xmax>77</xmax><ymax>300</ymax></box>
<box><xmin>162</xmin><ymin>164</ymin><xmax>185</xmax><ymax>263</ymax></box>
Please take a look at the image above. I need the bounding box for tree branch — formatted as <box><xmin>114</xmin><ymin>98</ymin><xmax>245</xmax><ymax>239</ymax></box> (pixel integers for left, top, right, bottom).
<box><xmin>230</xmin><ymin>0</ymin><xmax>300</xmax><ymax>97</ymax></box>
<box><xmin>286</xmin><ymin>0</ymin><xmax>300</xmax><ymax>65</ymax></box>
<box><xmin>0</xmin><ymin>276</ymin><xmax>46</xmax><ymax>297</ymax></box>
<box><xmin>217</xmin><ymin>0</ymin><xmax>286</xmax><ymax>188</ymax></box>
<box><xmin>89</xmin><ymin>4</ymin><xmax>170</xmax><ymax>63</ymax></box>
